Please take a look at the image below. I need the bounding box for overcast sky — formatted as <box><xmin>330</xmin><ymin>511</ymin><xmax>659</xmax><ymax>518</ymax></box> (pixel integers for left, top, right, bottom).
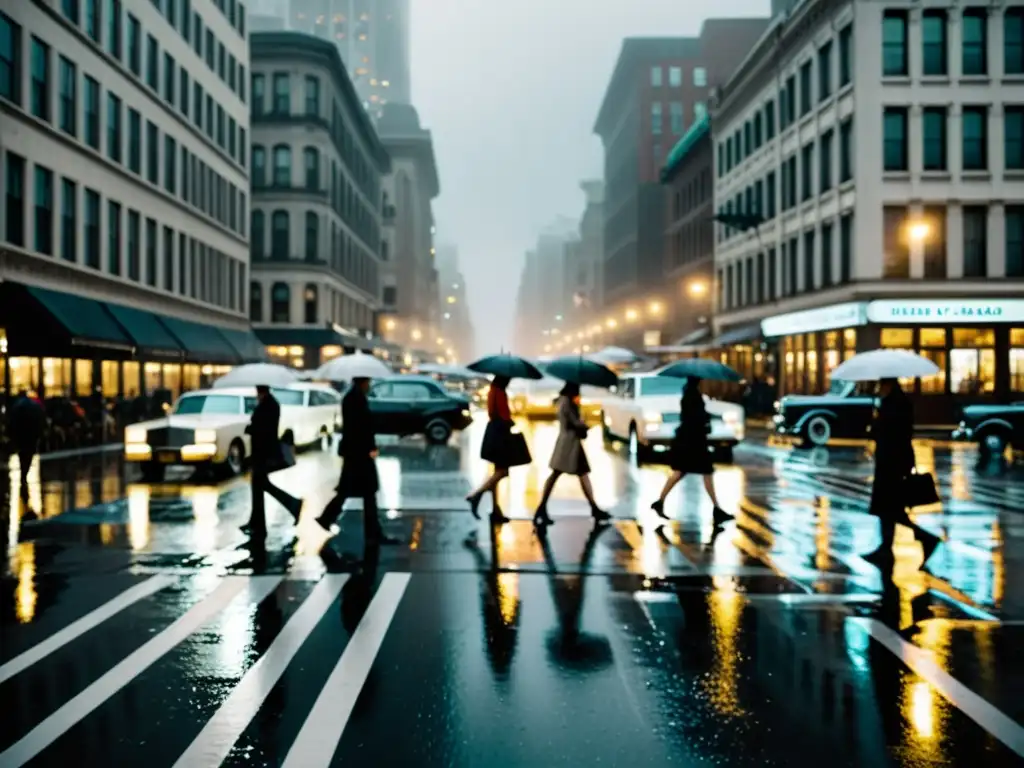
<box><xmin>409</xmin><ymin>0</ymin><xmax>769</xmax><ymax>355</ymax></box>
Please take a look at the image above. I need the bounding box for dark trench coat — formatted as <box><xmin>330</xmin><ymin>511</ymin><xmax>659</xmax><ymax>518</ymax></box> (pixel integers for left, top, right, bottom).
<box><xmin>337</xmin><ymin>387</ymin><xmax>379</xmax><ymax>498</ymax></box>
<box><xmin>869</xmin><ymin>388</ymin><xmax>915</xmax><ymax>521</ymax></box>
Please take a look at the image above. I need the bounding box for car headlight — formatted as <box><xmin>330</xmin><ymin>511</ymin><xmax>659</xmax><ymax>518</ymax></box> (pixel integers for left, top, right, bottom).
<box><xmin>194</xmin><ymin>428</ymin><xmax>218</xmax><ymax>444</ymax></box>
<box><xmin>643</xmin><ymin>411</ymin><xmax>662</xmax><ymax>423</ymax></box>
<box><xmin>125</xmin><ymin>426</ymin><xmax>147</xmax><ymax>444</ymax></box>
<box><xmin>957</xmin><ymin>420</ymin><xmax>966</xmax><ymax>430</ymax></box>
<box><xmin>461</xmin><ymin>409</ymin><xmax>471</xmax><ymax>417</ymax></box>
<box><xmin>773</xmin><ymin>400</ymin><xmax>781</xmax><ymax>412</ymax></box>
<box><xmin>723</xmin><ymin>412</ymin><xmax>741</xmax><ymax>425</ymax></box>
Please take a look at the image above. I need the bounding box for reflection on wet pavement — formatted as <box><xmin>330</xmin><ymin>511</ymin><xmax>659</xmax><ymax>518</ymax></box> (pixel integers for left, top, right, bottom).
<box><xmin>2</xmin><ymin>420</ymin><xmax>1024</xmax><ymax>765</ymax></box>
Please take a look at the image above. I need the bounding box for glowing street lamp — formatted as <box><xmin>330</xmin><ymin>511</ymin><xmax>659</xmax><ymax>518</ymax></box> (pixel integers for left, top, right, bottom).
<box><xmin>625</xmin><ymin>308</ymin><xmax>639</xmax><ymax>322</ymax></box>
<box><xmin>605</xmin><ymin>318</ymin><xmax>618</xmax><ymax>329</ymax></box>
<box><xmin>411</xmin><ymin>328</ymin><xmax>422</xmax><ymax>341</ymax></box>
<box><xmin>907</xmin><ymin>220</ymin><xmax>931</xmax><ymax>243</ymax></box>
<box><xmin>688</xmin><ymin>280</ymin><xmax>708</xmax><ymax>298</ymax></box>
<box><xmin>384</xmin><ymin>318</ymin><xmax>397</xmax><ymax>331</ymax></box>
<box><xmin>648</xmin><ymin>301</ymin><xmax>663</xmax><ymax>316</ymax></box>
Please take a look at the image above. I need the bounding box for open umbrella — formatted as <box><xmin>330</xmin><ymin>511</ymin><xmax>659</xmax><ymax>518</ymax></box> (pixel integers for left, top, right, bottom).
<box><xmin>212</xmin><ymin>363</ymin><xmax>299</xmax><ymax>389</ymax></box>
<box><xmin>589</xmin><ymin>346</ymin><xmax>638</xmax><ymax>366</ymax></box>
<box><xmin>314</xmin><ymin>352</ymin><xmax>392</xmax><ymax>381</ymax></box>
<box><xmin>544</xmin><ymin>356</ymin><xmax>618</xmax><ymax>389</ymax></box>
<box><xmin>657</xmin><ymin>358</ymin><xmax>741</xmax><ymax>382</ymax></box>
<box><xmin>467</xmin><ymin>354</ymin><xmax>544</xmax><ymax>380</ymax></box>
<box><xmin>830</xmin><ymin>349</ymin><xmax>939</xmax><ymax>381</ymax></box>
<box><xmin>414</xmin><ymin>362</ymin><xmax>480</xmax><ymax>379</ymax></box>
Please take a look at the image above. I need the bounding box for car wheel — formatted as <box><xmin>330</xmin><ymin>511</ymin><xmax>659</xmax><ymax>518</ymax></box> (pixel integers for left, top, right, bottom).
<box><xmin>803</xmin><ymin>416</ymin><xmax>832</xmax><ymax>447</ymax></box>
<box><xmin>980</xmin><ymin>431</ymin><xmax>1008</xmax><ymax>456</ymax></box>
<box><xmin>425</xmin><ymin>419</ymin><xmax>452</xmax><ymax>445</ymax></box>
<box><xmin>224</xmin><ymin>439</ymin><xmax>245</xmax><ymax>477</ymax></box>
<box><xmin>140</xmin><ymin>462</ymin><xmax>165</xmax><ymax>483</ymax></box>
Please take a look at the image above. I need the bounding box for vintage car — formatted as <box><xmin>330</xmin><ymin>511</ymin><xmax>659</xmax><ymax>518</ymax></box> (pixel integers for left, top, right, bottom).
<box><xmin>124</xmin><ymin>385</ymin><xmax>341</xmax><ymax>481</ymax></box>
<box><xmin>599</xmin><ymin>372</ymin><xmax>745</xmax><ymax>463</ymax></box>
<box><xmin>367</xmin><ymin>376</ymin><xmax>473</xmax><ymax>444</ymax></box>
<box><xmin>508</xmin><ymin>377</ymin><xmax>603</xmax><ymax>420</ymax></box>
<box><xmin>952</xmin><ymin>403</ymin><xmax>1024</xmax><ymax>456</ymax></box>
<box><xmin>772</xmin><ymin>380</ymin><xmax>877</xmax><ymax>447</ymax></box>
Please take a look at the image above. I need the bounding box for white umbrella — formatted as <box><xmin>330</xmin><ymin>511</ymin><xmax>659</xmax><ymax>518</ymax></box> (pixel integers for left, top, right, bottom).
<box><xmin>314</xmin><ymin>352</ymin><xmax>392</xmax><ymax>381</ymax></box>
<box><xmin>212</xmin><ymin>363</ymin><xmax>299</xmax><ymax>389</ymax></box>
<box><xmin>590</xmin><ymin>346</ymin><xmax>639</xmax><ymax>365</ymax></box>
<box><xmin>831</xmin><ymin>349</ymin><xmax>940</xmax><ymax>381</ymax></box>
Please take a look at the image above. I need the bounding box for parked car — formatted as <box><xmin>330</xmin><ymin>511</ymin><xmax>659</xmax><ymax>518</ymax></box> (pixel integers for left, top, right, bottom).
<box><xmin>508</xmin><ymin>377</ymin><xmax>603</xmax><ymax>420</ymax></box>
<box><xmin>124</xmin><ymin>384</ymin><xmax>341</xmax><ymax>481</ymax></box>
<box><xmin>952</xmin><ymin>403</ymin><xmax>1024</xmax><ymax>456</ymax></box>
<box><xmin>599</xmin><ymin>372</ymin><xmax>744</xmax><ymax>463</ymax></box>
<box><xmin>772</xmin><ymin>380</ymin><xmax>877</xmax><ymax>447</ymax></box>
<box><xmin>367</xmin><ymin>376</ymin><xmax>473</xmax><ymax>444</ymax></box>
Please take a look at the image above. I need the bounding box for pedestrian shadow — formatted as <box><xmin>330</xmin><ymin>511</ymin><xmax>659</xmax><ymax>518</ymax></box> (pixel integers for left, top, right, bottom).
<box><xmin>465</xmin><ymin>523</ymin><xmax>520</xmax><ymax>680</ymax></box>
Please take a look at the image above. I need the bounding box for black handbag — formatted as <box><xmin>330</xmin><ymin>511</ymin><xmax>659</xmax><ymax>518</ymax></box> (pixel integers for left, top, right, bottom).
<box><xmin>267</xmin><ymin>441</ymin><xmax>296</xmax><ymax>473</ymax></box>
<box><xmin>904</xmin><ymin>471</ymin><xmax>939</xmax><ymax>508</ymax></box>
<box><xmin>506</xmin><ymin>431</ymin><xmax>532</xmax><ymax>467</ymax></box>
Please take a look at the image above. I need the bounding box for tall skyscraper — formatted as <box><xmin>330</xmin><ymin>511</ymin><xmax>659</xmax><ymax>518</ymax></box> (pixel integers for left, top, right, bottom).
<box><xmin>249</xmin><ymin>0</ymin><xmax>411</xmax><ymax>113</ymax></box>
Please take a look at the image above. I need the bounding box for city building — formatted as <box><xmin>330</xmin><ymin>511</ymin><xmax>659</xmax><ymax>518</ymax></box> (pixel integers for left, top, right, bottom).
<box><xmin>376</xmin><ymin>103</ymin><xmax>441</xmax><ymax>361</ymax></box>
<box><xmin>247</xmin><ymin>0</ymin><xmax>411</xmax><ymax>115</ymax></box>
<box><xmin>563</xmin><ymin>181</ymin><xmax>605</xmax><ymax>336</ymax></box>
<box><xmin>248</xmin><ymin>31</ymin><xmax>390</xmax><ymax>370</ymax></box>
<box><xmin>514</xmin><ymin>217</ymin><xmax>578</xmax><ymax>356</ymax></box>
<box><xmin>434</xmin><ymin>243</ymin><xmax>474</xmax><ymax>362</ymax></box>
<box><xmin>592</xmin><ymin>22</ymin><xmax>770</xmax><ymax>351</ymax></box>
<box><xmin>712</xmin><ymin>0</ymin><xmax>1024</xmax><ymax>419</ymax></box>
<box><xmin>0</xmin><ymin>0</ymin><xmax>262</xmax><ymax>416</ymax></box>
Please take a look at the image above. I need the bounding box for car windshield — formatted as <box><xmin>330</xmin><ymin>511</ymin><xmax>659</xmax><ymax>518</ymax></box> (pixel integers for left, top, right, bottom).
<box><xmin>639</xmin><ymin>377</ymin><xmax>683</xmax><ymax>397</ymax></box>
<box><xmin>827</xmin><ymin>380</ymin><xmax>857</xmax><ymax>396</ymax></box>
<box><xmin>274</xmin><ymin>389</ymin><xmax>304</xmax><ymax>406</ymax></box>
<box><xmin>174</xmin><ymin>395</ymin><xmax>247</xmax><ymax>415</ymax></box>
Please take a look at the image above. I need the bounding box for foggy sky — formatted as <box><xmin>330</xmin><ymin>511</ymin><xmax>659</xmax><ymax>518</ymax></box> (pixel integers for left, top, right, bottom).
<box><xmin>409</xmin><ymin>0</ymin><xmax>769</xmax><ymax>355</ymax></box>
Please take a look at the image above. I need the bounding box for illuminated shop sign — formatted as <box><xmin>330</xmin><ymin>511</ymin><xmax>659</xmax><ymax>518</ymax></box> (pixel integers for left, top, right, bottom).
<box><xmin>865</xmin><ymin>300</ymin><xmax>1024</xmax><ymax>324</ymax></box>
<box><xmin>761</xmin><ymin>302</ymin><xmax>868</xmax><ymax>338</ymax></box>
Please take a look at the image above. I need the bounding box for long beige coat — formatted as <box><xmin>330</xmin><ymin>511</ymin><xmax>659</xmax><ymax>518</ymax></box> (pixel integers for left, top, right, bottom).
<box><xmin>549</xmin><ymin>396</ymin><xmax>590</xmax><ymax>475</ymax></box>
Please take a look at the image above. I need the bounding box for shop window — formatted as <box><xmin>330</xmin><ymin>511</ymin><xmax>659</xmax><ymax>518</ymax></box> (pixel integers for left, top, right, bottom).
<box><xmin>950</xmin><ymin>328</ymin><xmax>995</xmax><ymax>394</ymax></box>
<box><xmin>101</xmin><ymin>361</ymin><xmax>120</xmax><ymax>397</ymax></box>
<box><xmin>144</xmin><ymin>362</ymin><xmax>162</xmax><ymax>394</ymax></box>
<box><xmin>795</xmin><ymin>334</ymin><xmax>805</xmax><ymax>393</ymax></box>
<box><xmin>123</xmin><ymin>361</ymin><xmax>140</xmax><ymax>396</ymax></box>
<box><xmin>783</xmin><ymin>338</ymin><xmax>795</xmax><ymax>394</ymax></box>
<box><xmin>1011</xmin><ymin>328</ymin><xmax>1024</xmax><ymax>391</ymax></box>
<box><xmin>822</xmin><ymin>331</ymin><xmax>840</xmax><ymax>388</ymax></box>
<box><xmin>880</xmin><ymin>328</ymin><xmax>915</xmax><ymax>388</ymax></box>
<box><xmin>42</xmin><ymin>358</ymin><xmax>71</xmax><ymax>398</ymax></box>
<box><xmin>918</xmin><ymin>328</ymin><xmax>947</xmax><ymax>394</ymax></box>
<box><xmin>75</xmin><ymin>359</ymin><xmax>93</xmax><ymax>397</ymax></box>
<box><xmin>182</xmin><ymin>363</ymin><xmax>201</xmax><ymax>393</ymax></box>
<box><xmin>163</xmin><ymin>364</ymin><xmax>181</xmax><ymax>399</ymax></box>
<box><xmin>842</xmin><ymin>328</ymin><xmax>857</xmax><ymax>361</ymax></box>
<box><xmin>10</xmin><ymin>358</ymin><xmax>39</xmax><ymax>396</ymax></box>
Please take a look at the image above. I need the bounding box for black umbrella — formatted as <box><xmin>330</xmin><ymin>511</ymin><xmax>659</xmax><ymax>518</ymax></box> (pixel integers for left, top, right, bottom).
<box><xmin>544</xmin><ymin>356</ymin><xmax>618</xmax><ymax>389</ymax></box>
<box><xmin>658</xmin><ymin>358</ymin><xmax>741</xmax><ymax>382</ymax></box>
<box><xmin>467</xmin><ymin>354</ymin><xmax>544</xmax><ymax>380</ymax></box>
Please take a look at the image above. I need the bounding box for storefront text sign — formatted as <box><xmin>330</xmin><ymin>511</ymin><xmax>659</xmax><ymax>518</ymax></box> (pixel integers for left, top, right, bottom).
<box><xmin>761</xmin><ymin>302</ymin><xmax>868</xmax><ymax>338</ymax></box>
<box><xmin>866</xmin><ymin>300</ymin><xmax>1024</xmax><ymax>324</ymax></box>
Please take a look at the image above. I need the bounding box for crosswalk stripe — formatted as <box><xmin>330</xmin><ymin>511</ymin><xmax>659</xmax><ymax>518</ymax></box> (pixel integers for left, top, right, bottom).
<box><xmin>172</xmin><ymin>575</ymin><xmax>350</xmax><ymax>767</ymax></box>
<box><xmin>0</xmin><ymin>576</ymin><xmax>280</xmax><ymax>767</ymax></box>
<box><xmin>282</xmin><ymin>572</ymin><xmax>411</xmax><ymax>768</ymax></box>
<box><xmin>0</xmin><ymin>575</ymin><xmax>176</xmax><ymax>684</ymax></box>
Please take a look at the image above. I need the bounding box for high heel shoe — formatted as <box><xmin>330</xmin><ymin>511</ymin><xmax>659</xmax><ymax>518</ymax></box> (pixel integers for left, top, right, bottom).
<box><xmin>591</xmin><ymin>506</ymin><xmax>612</xmax><ymax>523</ymax></box>
<box><xmin>533</xmin><ymin>505</ymin><xmax>553</xmax><ymax>527</ymax></box>
<box><xmin>712</xmin><ymin>506</ymin><xmax>734</xmax><ymax>525</ymax></box>
<box><xmin>466</xmin><ymin>492</ymin><xmax>482</xmax><ymax>520</ymax></box>
<box><xmin>650</xmin><ymin>500</ymin><xmax>669</xmax><ymax>520</ymax></box>
<box><xmin>490</xmin><ymin>504</ymin><xmax>511</xmax><ymax>524</ymax></box>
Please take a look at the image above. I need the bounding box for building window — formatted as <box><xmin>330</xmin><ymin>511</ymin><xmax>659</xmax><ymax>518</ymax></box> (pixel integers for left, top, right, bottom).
<box><xmin>951</xmin><ymin>328</ymin><xmax>995</xmax><ymax>393</ymax></box>
<box><xmin>921</xmin><ymin>9</ymin><xmax>948</xmax><ymax>76</ymax></box>
<box><xmin>803</xmin><ymin>230</ymin><xmax>815</xmax><ymax>291</ymax></box>
<box><xmin>127</xmin><ymin>209</ymin><xmax>139</xmax><ymax>280</ymax></box>
<box><xmin>249</xmin><ymin>282</ymin><xmax>262</xmax><ymax>322</ymax></box>
<box><xmin>127</xmin><ymin>108</ymin><xmax>140</xmax><ymax>173</ymax></box>
<box><xmin>304</xmin><ymin>284</ymin><xmax>318</xmax><ymax>323</ymax></box>
<box><xmin>144</xmin><ymin>217</ymin><xmax>156</xmax><ymax>286</ymax></box>
<box><xmin>693</xmin><ymin>67</ymin><xmax>707</xmax><ymax>86</ymax></box>
<box><xmin>163</xmin><ymin>226</ymin><xmax>174</xmax><ymax>290</ymax></box>
<box><xmin>84</xmin><ymin>188</ymin><xmax>100</xmax><ymax>269</ymax></box>
<box><xmin>800</xmin><ymin>143</ymin><xmax>814</xmax><ymax>201</ymax></box>
<box><xmin>304</xmin><ymin>75</ymin><xmax>319</xmax><ymax>116</ymax></box>
<box><xmin>962</xmin><ymin>8</ymin><xmax>988</xmax><ymax>76</ymax></box>
<box><xmin>82</xmin><ymin>75</ymin><xmax>99</xmax><ymax>150</ymax></box>
<box><xmin>107</xmin><ymin>200</ymin><xmax>121</xmax><ymax>275</ymax></box>
<box><xmin>58</xmin><ymin>56</ymin><xmax>76</xmax><ymax>136</ymax></box>
<box><xmin>962</xmin><ymin>106</ymin><xmax>988</xmax><ymax>170</ymax></box>
<box><xmin>272</xmin><ymin>72</ymin><xmax>288</xmax><ymax>113</ymax></box>
<box><xmin>651</xmin><ymin>101</ymin><xmax>662</xmax><ymax>135</ymax></box>
<box><xmin>304</xmin><ymin>212</ymin><xmax>318</xmax><ymax>261</ymax></box>
<box><xmin>164</xmin><ymin>135</ymin><xmax>176</xmax><ymax>193</ymax></box>
<box><xmin>252</xmin><ymin>145</ymin><xmax>265</xmax><ymax>186</ymax></box>
<box><xmin>0</xmin><ymin>12</ymin><xmax>21</xmax><ymax>107</ymax></box>
<box><xmin>62</xmin><ymin>0</ymin><xmax>80</xmax><ymax>24</ymax></box>
<box><xmin>106</xmin><ymin>0</ymin><xmax>121</xmax><ymax>59</ymax></box>
<box><xmin>271</xmin><ymin>282</ymin><xmax>289</xmax><ymax>323</ymax></box>
<box><xmin>1013</xmin><ymin>328</ymin><xmax>1024</xmax><ymax>392</ymax></box>
<box><xmin>668</xmin><ymin>66</ymin><xmax>681</xmax><ymax>86</ymax></box>
<box><xmin>145</xmin><ymin>34</ymin><xmax>158</xmax><ymax>89</ymax></box>
<box><xmin>839</xmin><ymin>118</ymin><xmax>853</xmax><ymax>182</ymax></box>
<box><xmin>84</xmin><ymin>0</ymin><xmax>100</xmax><ymax>41</ymax></box>
<box><xmin>883</xmin><ymin>107</ymin><xmax>908</xmax><ymax>171</ymax></box>
<box><xmin>838</xmin><ymin>24</ymin><xmax>853</xmax><ymax>86</ymax></box>
<box><xmin>30</xmin><ymin>37</ymin><xmax>50</xmax><ymax>122</ymax></box>
<box><xmin>882</xmin><ymin>10</ymin><xmax>908</xmax><ymax>77</ymax></box>
<box><xmin>163</xmin><ymin>53</ymin><xmax>175</xmax><ymax>105</ymax></box>
<box><xmin>146</xmin><ymin>120</ymin><xmax>159</xmax><ymax>184</ymax></box>
<box><xmin>303</xmin><ymin>147</ymin><xmax>319</xmax><ymax>189</ymax></box>
<box><xmin>962</xmin><ymin>205</ymin><xmax>987</xmax><ymax>277</ymax></box>
<box><xmin>765</xmin><ymin>171</ymin><xmax>776</xmax><ymax>218</ymax></box>
<box><xmin>882</xmin><ymin>206</ymin><xmax>909</xmax><ymax>278</ymax></box>
<box><xmin>918</xmin><ymin>329</ymin><xmax>947</xmax><ymax>394</ymax></box>
<box><xmin>1008</xmin><ymin>8</ymin><xmax>1024</xmax><ymax>74</ymax></box>
<box><xmin>33</xmin><ymin>165</ymin><xmax>53</xmax><ymax>255</ymax></box>
<box><xmin>60</xmin><ymin>178</ymin><xmax>76</xmax><ymax>262</ymax></box>
<box><xmin>821</xmin><ymin>222</ymin><xmax>833</xmax><ymax>287</ymax></box>
<box><xmin>818</xmin><ymin>41</ymin><xmax>832</xmax><ymax>100</ymax></box>
<box><xmin>4</xmin><ymin>152</ymin><xmax>25</xmax><ymax>246</ymax></box>
<box><xmin>1008</xmin><ymin>206</ymin><xmax>1024</xmax><ymax>277</ymax></box>
<box><xmin>271</xmin><ymin>210</ymin><xmax>288</xmax><ymax>258</ymax></box>
<box><xmin>799</xmin><ymin>60</ymin><xmax>812</xmax><ymax>116</ymax></box>
<box><xmin>767</xmin><ymin>248</ymin><xmax>777</xmax><ymax>300</ymax></box>
<box><xmin>817</xmin><ymin>129</ymin><xmax>833</xmax><ymax>192</ymax></box>
<box><xmin>669</xmin><ymin>102</ymin><xmax>683</xmax><ymax>134</ymax></box>
<box><xmin>272</xmin><ymin>144</ymin><xmax>291</xmax><ymax>185</ymax></box>
<box><xmin>839</xmin><ymin>213</ymin><xmax>852</xmax><ymax>282</ymax></box>
<box><xmin>922</xmin><ymin>107</ymin><xmax>947</xmax><ymax>171</ymax></box>
<box><xmin>251</xmin><ymin>210</ymin><xmax>264</xmax><ymax>258</ymax></box>
<box><xmin>1005</xmin><ymin>106</ymin><xmax>1024</xmax><ymax>170</ymax></box>
<box><xmin>650</xmin><ymin>66</ymin><xmax>662</xmax><ymax>87</ymax></box>
<box><xmin>922</xmin><ymin>206</ymin><xmax>947</xmax><ymax>279</ymax></box>
<box><xmin>251</xmin><ymin>73</ymin><xmax>264</xmax><ymax>116</ymax></box>
<box><xmin>107</xmin><ymin>93</ymin><xmax>122</xmax><ymax>163</ymax></box>
<box><xmin>127</xmin><ymin>14</ymin><xmax>140</xmax><ymax>75</ymax></box>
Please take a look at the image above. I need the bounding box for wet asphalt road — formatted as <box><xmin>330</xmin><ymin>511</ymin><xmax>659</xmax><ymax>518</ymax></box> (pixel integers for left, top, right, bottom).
<box><xmin>2</xmin><ymin>419</ymin><xmax>1024</xmax><ymax>766</ymax></box>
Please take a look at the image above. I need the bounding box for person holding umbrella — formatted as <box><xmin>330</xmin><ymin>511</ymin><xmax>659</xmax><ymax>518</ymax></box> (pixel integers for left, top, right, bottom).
<box><xmin>650</xmin><ymin>376</ymin><xmax>732</xmax><ymax>525</ymax></box>
<box><xmin>466</xmin><ymin>375</ymin><xmax>527</xmax><ymax>523</ymax></box>
<box><xmin>243</xmin><ymin>384</ymin><xmax>303</xmax><ymax>542</ymax></box>
<box><xmin>533</xmin><ymin>356</ymin><xmax>617</xmax><ymax>527</ymax></box>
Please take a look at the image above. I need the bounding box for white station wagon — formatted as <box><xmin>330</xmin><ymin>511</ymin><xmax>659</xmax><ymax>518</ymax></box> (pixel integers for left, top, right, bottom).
<box><xmin>124</xmin><ymin>385</ymin><xmax>341</xmax><ymax>481</ymax></box>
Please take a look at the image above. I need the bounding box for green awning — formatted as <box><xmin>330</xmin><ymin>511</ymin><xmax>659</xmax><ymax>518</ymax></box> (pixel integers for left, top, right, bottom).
<box><xmin>661</xmin><ymin>113</ymin><xmax>711</xmax><ymax>182</ymax></box>
<box><xmin>255</xmin><ymin>327</ymin><xmax>366</xmax><ymax>349</ymax></box>
<box><xmin>220</xmin><ymin>328</ymin><xmax>269</xmax><ymax>362</ymax></box>
<box><xmin>26</xmin><ymin>286</ymin><xmax>133</xmax><ymax>351</ymax></box>
<box><xmin>105</xmin><ymin>303</ymin><xmax>184</xmax><ymax>359</ymax></box>
<box><xmin>161</xmin><ymin>317</ymin><xmax>241</xmax><ymax>363</ymax></box>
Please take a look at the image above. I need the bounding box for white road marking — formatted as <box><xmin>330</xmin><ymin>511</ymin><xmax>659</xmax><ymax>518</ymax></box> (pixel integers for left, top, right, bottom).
<box><xmin>0</xmin><ymin>575</ymin><xmax>176</xmax><ymax>684</ymax></box>
<box><xmin>282</xmin><ymin>572</ymin><xmax>411</xmax><ymax>768</ymax></box>
<box><xmin>0</xmin><ymin>576</ymin><xmax>280</xmax><ymax>767</ymax></box>
<box><xmin>850</xmin><ymin>617</ymin><xmax>1024</xmax><ymax>757</ymax></box>
<box><xmin>173</xmin><ymin>575</ymin><xmax>349</xmax><ymax>767</ymax></box>
<box><xmin>746</xmin><ymin>593</ymin><xmax>879</xmax><ymax>605</ymax></box>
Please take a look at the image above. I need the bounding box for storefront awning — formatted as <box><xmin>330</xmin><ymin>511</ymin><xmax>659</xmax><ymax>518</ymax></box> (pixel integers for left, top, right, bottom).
<box><xmin>161</xmin><ymin>317</ymin><xmax>241</xmax><ymax>364</ymax></box>
<box><xmin>712</xmin><ymin>323</ymin><xmax>762</xmax><ymax>347</ymax></box>
<box><xmin>105</xmin><ymin>303</ymin><xmax>184</xmax><ymax>359</ymax></box>
<box><xmin>24</xmin><ymin>285</ymin><xmax>134</xmax><ymax>352</ymax></box>
<box><xmin>674</xmin><ymin>327</ymin><xmax>711</xmax><ymax>346</ymax></box>
<box><xmin>254</xmin><ymin>327</ymin><xmax>365</xmax><ymax>350</ymax></box>
<box><xmin>220</xmin><ymin>328</ymin><xmax>270</xmax><ymax>363</ymax></box>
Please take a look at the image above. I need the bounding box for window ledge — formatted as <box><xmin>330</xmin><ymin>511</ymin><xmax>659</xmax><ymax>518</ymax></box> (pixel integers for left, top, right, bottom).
<box><xmin>1004</xmin><ymin>168</ymin><xmax>1024</xmax><ymax>180</ymax></box>
<box><xmin>839</xmin><ymin>179</ymin><xmax>854</xmax><ymax>191</ymax></box>
<box><xmin>881</xmin><ymin>75</ymin><xmax>912</xmax><ymax>84</ymax></box>
<box><xmin>883</xmin><ymin>170</ymin><xmax>912</xmax><ymax>181</ymax></box>
<box><xmin>920</xmin><ymin>74</ymin><xmax>952</xmax><ymax>85</ymax></box>
<box><xmin>1002</xmin><ymin>74</ymin><xmax>1024</xmax><ymax>84</ymax></box>
<box><xmin>961</xmin><ymin>170</ymin><xmax>992</xmax><ymax>181</ymax></box>
<box><xmin>920</xmin><ymin>170</ymin><xmax>952</xmax><ymax>181</ymax></box>
<box><xmin>958</xmin><ymin>75</ymin><xmax>991</xmax><ymax>85</ymax></box>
